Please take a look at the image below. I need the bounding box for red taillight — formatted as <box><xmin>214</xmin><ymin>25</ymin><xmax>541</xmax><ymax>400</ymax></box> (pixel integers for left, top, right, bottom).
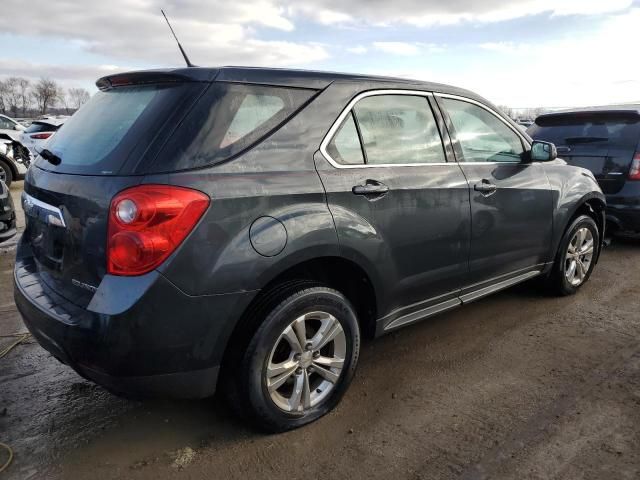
<box><xmin>629</xmin><ymin>153</ymin><xmax>640</xmax><ymax>181</ymax></box>
<box><xmin>107</xmin><ymin>185</ymin><xmax>210</xmax><ymax>276</ymax></box>
<box><xmin>30</xmin><ymin>132</ymin><xmax>52</xmax><ymax>140</ymax></box>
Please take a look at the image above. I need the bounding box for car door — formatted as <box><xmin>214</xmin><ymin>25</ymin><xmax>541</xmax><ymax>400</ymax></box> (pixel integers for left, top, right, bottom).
<box><xmin>435</xmin><ymin>95</ymin><xmax>553</xmax><ymax>295</ymax></box>
<box><xmin>315</xmin><ymin>90</ymin><xmax>471</xmax><ymax>329</ymax></box>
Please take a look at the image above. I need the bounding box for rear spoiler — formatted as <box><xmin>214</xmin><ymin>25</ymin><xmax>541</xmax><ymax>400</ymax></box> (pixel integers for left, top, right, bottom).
<box><xmin>536</xmin><ymin>110</ymin><xmax>640</xmax><ymax>126</ymax></box>
<box><xmin>96</xmin><ymin>72</ymin><xmax>194</xmax><ymax>91</ymax></box>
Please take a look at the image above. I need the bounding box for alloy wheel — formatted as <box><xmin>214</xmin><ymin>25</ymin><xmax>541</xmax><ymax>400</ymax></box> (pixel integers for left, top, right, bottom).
<box><xmin>0</xmin><ymin>165</ymin><xmax>6</xmax><ymax>184</ymax></box>
<box><xmin>265</xmin><ymin>311</ymin><xmax>346</xmax><ymax>413</ymax></box>
<box><xmin>565</xmin><ymin>227</ymin><xmax>594</xmax><ymax>287</ymax></box>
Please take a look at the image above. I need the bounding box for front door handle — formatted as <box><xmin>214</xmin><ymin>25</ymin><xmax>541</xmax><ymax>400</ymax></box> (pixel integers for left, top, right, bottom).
<box><xmin>352</xmin><ymin>180</ymin><xmax>389</xmax><ymax>197</ymax></box>
<box><xmin>474</xmin><ymin>180</ymin><xmax>498</xmax><ymax>194</ymax></box>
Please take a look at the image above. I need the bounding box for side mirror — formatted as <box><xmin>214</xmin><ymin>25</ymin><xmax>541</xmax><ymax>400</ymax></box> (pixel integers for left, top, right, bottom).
<box><xmin>530</xmin><ymin>140</ymin><xmax>557</xmax><ymax>162</ymax></box>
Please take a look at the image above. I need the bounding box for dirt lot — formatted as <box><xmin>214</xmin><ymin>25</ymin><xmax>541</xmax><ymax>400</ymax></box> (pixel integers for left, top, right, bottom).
<box><xmin>1</xmin><ymin>180</ymin><xmax>640</xmax><ymax>480</ymax></box>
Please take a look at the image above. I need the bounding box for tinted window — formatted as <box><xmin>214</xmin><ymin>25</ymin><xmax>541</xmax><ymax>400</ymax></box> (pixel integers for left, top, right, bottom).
<box><xmin>156</xmin><ymin>83</ymin><xmax>315</xmax><ymax>172</ymax></box>
<box><xmin>442</xmin><ymin>98</ymin><xmax>524</xmax><ymax>163</ymax></box>
<box><xmin>326</xmin><ymin>112</ymin><xmax>364</xmax><ymax>165</ymax></box>
<box><xmin>353</xmin><ymin>95</ymin><xmax>446</xmax><ymax>165</ymax></box>
<box><xmin>529</xmin><ymin>113</ymin><xmax>640</xmax><ymax>148</ymax></box>
<box><xmin>37</xmin><ymin>82</ymin><xmax>205</xmax><ymax>175</ymax></box>
<box><xmin>220</xmin><ymin>94</ymin><xmax>284</xmax><ymax>148</ymax></box>
<box><xmin>0</xmin><ymin>117</ymin><xmax>15</xmax><ymax>129</ymax></box>
<box><xmin>25</xmin><ymin>121</ymin><xmax>59</xmax><ymax>134</ymax></box>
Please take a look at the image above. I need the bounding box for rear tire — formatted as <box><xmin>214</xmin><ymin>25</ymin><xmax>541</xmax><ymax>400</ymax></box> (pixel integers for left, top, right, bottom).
<box><xmin>226</xmin><ymin>284</ymin><xmax>360</xmax><ymax>432</ymax></box>
<box><xmin>0</xmin><ymin>157</ymin><xmax>13</xmax><ymax>187</ymax></box>
<box><xmin>549</xmin><ymin>214</ymin><xmax>599</xmax><ymax>296</ymax></box>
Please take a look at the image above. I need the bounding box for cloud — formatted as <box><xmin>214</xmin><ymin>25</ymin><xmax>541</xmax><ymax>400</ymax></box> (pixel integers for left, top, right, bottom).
<box><xmin>0</xmin><ymin>0</ymin><xmax>327</xmax><ymax>68</ymax></box>
<box><xmin>1</xmin><ymin>0</ymin><xmax>638</xmax><ymax>107</ymax></box>
<box><xmin>433</xmin><ymin>8</ymin><xmax>640</xmax><ymax>107</ymax></box>
<box><xmin>373</xmin><ymin>42</ymin><xmax>420</xmax><ymax>55</ymax></box>
<box><xmin>0</xmin><ymin>59</ymin><xmax>122</xmax><ymax>83</ymax></box>
<box><xmin>293</xmin><ymin>0</ymin><xmax>632</xmax><ymax>26</ymax></box>
<box><xmin>346</xmin><ymin>46</ymin><xmax>368</xmax><ymax>54</ymax></box>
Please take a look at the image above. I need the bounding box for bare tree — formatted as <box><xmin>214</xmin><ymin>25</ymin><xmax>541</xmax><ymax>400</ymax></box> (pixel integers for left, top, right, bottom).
<box><xmin>31</xmin><ymin>77</ymin><xmax>61</xmax><ymax>115</ymax></box>
<box><xmin>0</xmin><ymin>80</ymin><xmax>8</xmax><ymax>114</ymax></box>
<box><xmin>58</xmin><ymin>89</ymin><xmax>71</xmax><ymax>115</ymax></box>
<box><xmin>3</xmin><ymin>77</ymin><xmax>23</xmax><ymax>117</ymax></box>
<box><xmin>497</xmin><ymin>105</ymin><xmax>515</xmax><ymax>120</ymax></box>
<box><xmin>17</xmin><ymin>77</ymin><xmax>31</xmax><ymax>116</ymax></box>
<box><xmin>68</xmin><ymin>87</ymin><xmax>91</xmax><ymax>110</ymax></box>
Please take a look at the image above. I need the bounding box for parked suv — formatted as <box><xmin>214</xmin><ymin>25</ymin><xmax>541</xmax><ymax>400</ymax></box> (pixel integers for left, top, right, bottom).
<box><xmin>15</xmin><ymin>67</ymin><xmax>605</xmax><ymax>432</ymax></box>
<box><xmin>528</xmin><ymin>106</ymin><xmax>640</xmax><ymax>233</ymax></box>
<box><xmin>0</xmin><ymin>179</ymin><xmax>16</xmax><ymax>243</ymax></box>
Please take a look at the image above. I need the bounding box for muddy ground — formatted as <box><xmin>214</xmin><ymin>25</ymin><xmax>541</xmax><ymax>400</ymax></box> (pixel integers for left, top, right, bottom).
<box><xmin>1</xmin><ymin>180</ymin><xmax>639</xmax><ymax>479</ymax></box>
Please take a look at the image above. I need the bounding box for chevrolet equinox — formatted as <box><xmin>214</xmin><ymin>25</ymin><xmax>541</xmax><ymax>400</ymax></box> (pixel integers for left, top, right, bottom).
<box><xmin>15</xmin><ymin>67</ymin><xmax>605</xmax><ymax>432</ymax></box>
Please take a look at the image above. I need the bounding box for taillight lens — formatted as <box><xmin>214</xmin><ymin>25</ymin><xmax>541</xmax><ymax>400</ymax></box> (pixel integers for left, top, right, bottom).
<box><xmin>629</xmin><ymin>153</ymin><xmax>640</xmax><ymax>180</ymax></box>
<box><xmin>107</xmin><ymin>185</ymin><xmax>210</xmax><ymax>276</ymax></box>
<box><xmin>30</xmin><ymin>132</ymin><xmax>52</xmax><ymax>139</ymax></box>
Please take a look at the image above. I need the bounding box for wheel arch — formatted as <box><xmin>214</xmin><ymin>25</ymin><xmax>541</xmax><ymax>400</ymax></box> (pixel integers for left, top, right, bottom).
<box><xmin>249</xmin><ymin>254</ymin><xmax>378</xmax><ymax>339</ymax></box>
<box><xmin>217</xmin><ymin>254</ymin><xmax>379</xmax><ymax>392</ymax></box>
<box><xmin>561</xmin><ymin>193</ymin><xmax>606</xmax><ymax>263</ymax></box>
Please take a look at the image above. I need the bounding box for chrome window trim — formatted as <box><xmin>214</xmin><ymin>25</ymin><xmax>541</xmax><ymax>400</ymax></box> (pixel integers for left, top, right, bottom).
<box><xmin>435</xmin><ymin>92</ymin><xmax>531</xmax><ymax>165</ymax></box>
<box><xmin>319</xmin><ymin>89</ymin><xmax>452</xmax><ymax>169</ymax></box>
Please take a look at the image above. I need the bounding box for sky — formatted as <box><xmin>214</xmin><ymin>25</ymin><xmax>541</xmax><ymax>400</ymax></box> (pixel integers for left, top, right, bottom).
<box><xmin>2</xmin><ymin>0</ymin><xmax>640</xmax><ymax>109</ymax></box>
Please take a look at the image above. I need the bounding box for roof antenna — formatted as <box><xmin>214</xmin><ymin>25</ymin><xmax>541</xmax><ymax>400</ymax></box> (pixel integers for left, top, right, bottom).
<box><xmin>161</xmin><ymin>9</ymin><xmax>196</xmax><ymax>67</ymax></box>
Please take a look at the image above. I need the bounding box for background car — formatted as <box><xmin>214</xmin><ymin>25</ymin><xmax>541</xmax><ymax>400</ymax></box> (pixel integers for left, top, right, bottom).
<box><xmin>0</xmin><ymin>140</ymin><xmax>27</xmax><ymax>186</ymax></box>
<box><xmin>0</xmin><ymin>114</ymin><xmax>30</xmax><ymax>185</ymax></box>
<box><xmin>528</xmin><ymin>105</ymin><xmax>640</xmax><ymax>234</ymax></box>
<box><xmin>0</xmin><ymin>179</ymin><xmax>16</xmax><ymax>243</ymax></box>
<box><xmin>0</xmin><ymin>114</ymin><xmax>26</xmax><ymax>141</ymax></box>
<box><xmin>20</xmin><ymin>117</ymin><xmax>66</xmax><ymax>158</ymax></box>
<box><xmin>516</xmin><ymin>119</ymin><xmax>533</xmax><ymax>129</ymax></box>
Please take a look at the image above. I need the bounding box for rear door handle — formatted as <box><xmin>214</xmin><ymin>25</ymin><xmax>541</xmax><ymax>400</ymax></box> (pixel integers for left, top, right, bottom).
<box><xmin>474</xmin><ymin>181</ymin><xmax>497</xmax><ymax>194</ymax></box>
<box><xmin>352</xmin><ymin>181</ymin><xmax>389</xmax><ymax>197</ymax></box>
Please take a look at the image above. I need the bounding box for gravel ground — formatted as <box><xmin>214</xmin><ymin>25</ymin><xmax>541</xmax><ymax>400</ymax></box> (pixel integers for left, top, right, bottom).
<box><xmin>1</xmin><ymin>180</ymin><xmax>639</xmax><ymax>480</ymax></box>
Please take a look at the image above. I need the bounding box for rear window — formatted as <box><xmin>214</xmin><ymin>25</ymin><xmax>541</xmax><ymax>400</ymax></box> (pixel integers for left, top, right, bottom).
<box><xmin>36</xmin><ymin>82</ymin><xmax>206</xmax><ymax>175</ymax></box>
<box><xmin>150</xmin><ymin>82</ymin><xmax>315</xmax><ymax>172</ymax></box>
<box><xmin>25</xmin><ymin>121</ymin><xmax>59</xmax><ymax>134</ymax></box>
<box><xmin>529</xmin><ymin>112</ymin><xmax>640</xmax><ymax>148</ymax></box>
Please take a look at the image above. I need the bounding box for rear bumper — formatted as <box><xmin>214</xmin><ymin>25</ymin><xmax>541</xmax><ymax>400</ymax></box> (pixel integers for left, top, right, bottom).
<box><xmin>14</xmin><ymin>246</ymin><xmax>257</xmax><ymax>399</ymax></box>
<box><xmin>606</xmin><ymin>182</ymin><xmax>640</xmax><ymax>232</ymax></box>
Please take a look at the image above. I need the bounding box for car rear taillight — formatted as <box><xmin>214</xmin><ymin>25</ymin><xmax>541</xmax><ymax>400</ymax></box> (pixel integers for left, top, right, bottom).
<box><xmin>629</xmin><ymin>153</ymin><xmax>640</xmax><ymax>181</ymax></box>
<box><xmin>30</xmin><ymin>133</ymin><xmax>52</xmax><ymax>139</ymax></box>
<box><xmin>107</xmin><ymin>185</ymin><xmax>210</xmax><ymax>276</ymax></box>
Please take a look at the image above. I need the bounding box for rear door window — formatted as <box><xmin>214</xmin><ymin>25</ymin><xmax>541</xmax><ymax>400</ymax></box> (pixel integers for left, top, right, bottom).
<box><xmin>326</xmin><ymin>112</ymin><xmax>365</xmax><ymax>165</ymax></box>
<box><xmin>353</xmin><ymin>94</ymin><xmax>446</xmax><ymax>165</ymax></box>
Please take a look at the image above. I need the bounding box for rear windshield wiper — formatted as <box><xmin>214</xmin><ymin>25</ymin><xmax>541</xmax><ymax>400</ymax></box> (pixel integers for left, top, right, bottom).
<box><xmin>564</xmin><ymin>136</ymin><xmax>609</xmax><ymax>144</ymax></box>
<box><xmin>39</xmin><ymin>149</ymin><xmax>62</xmax><ymax>166</ymax></box>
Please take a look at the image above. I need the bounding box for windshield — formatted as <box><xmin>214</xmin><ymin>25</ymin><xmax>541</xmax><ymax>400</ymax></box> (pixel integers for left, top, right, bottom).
<box><xmin>36</xmin><ymin>82</ymin><xmax>206</xmax><ymax>175</ymax></box>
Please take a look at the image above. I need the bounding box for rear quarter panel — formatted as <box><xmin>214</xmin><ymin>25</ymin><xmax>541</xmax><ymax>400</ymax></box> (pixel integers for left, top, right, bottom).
<box><xmin>148</xmin><ymin>86</ymin><xmax>346</xmax><ymax>297</ymax></box>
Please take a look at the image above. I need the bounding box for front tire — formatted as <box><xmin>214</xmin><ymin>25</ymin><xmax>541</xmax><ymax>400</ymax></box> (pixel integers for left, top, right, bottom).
<box><xmin>230</xmin><ymin>285</ymin><xmax>360</xmax><ymax>432</ymax></box>
<box><xmin>0</xmin><ymin>156</ymin><xmax>13</xmax><ymax>187</ymax></box>
<box><xmin>550</xmin><ymin>214</ymin><xmax>599</xmax><ymax>296</ymax></box>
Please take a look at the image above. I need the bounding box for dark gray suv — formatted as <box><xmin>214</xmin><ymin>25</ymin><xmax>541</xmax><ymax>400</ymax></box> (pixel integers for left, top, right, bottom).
<box><xmin>14</xmin><ymin>67</ymin><xmax>605</xmax><ymax>432</ymax></box>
